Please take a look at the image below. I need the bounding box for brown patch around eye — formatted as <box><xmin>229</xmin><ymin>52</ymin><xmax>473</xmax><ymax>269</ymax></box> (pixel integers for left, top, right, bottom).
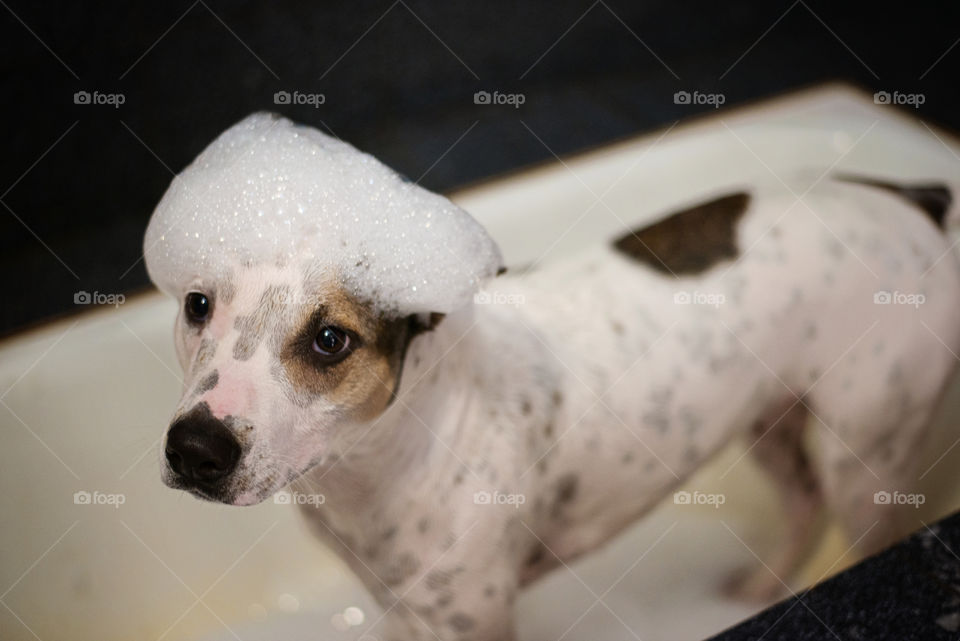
<box><xmin>279</xmin><ymin>288</ymin><xmax>431</xmax><ymax>420</ymax></box>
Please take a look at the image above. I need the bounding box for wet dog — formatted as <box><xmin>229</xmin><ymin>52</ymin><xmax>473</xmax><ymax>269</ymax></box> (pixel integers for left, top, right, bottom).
<box><xmin>145</xmin><ymin>113</ymin><xmax>960</xmax><ymax>640</ymax></box>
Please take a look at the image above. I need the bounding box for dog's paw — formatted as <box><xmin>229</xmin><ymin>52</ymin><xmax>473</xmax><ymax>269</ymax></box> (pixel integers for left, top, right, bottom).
<box><xmin>719</xmin><ymin>566</ymin><xmax>789</xmax><ymax>603</ymax></box>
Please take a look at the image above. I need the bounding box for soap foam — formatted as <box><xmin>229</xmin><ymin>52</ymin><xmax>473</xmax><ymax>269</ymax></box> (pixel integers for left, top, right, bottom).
<box><xmin>144</xmin><ymin>112</ymin><xmax>502</xmax><ymax>315</ymax></box>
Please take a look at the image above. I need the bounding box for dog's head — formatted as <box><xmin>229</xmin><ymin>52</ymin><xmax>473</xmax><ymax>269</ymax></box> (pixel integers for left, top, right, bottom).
<box><xmin>143</xmin><ymin>113</ymin><xmax>501</xmax><ymax>505</ymax></box>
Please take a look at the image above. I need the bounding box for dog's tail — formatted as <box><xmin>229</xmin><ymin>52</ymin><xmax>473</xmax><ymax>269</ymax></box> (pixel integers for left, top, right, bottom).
<box><xmin>835</xmin><ymin>173</ymin><xmax>959</xmax><ymax>236</ymax></box>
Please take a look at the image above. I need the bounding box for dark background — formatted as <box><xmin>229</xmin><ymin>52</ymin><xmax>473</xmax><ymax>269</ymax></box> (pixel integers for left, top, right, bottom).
<box><xmin>2</xmin><ymin>0</ymin><xmax>958</xmax><ymax>333</ymax></box>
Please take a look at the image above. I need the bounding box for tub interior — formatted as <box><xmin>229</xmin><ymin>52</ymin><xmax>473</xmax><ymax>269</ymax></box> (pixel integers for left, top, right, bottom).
<box><xmin>2</xmin><ymin>84</ymin><xmax>960</xmax><ymax>641</ymax></box>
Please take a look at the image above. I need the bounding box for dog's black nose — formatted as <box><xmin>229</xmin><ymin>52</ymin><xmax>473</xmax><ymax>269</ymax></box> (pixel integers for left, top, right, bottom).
<box><xmin>165</xmin><ymin>405</ymin><xmax>241</xmax><ymax>483</ymax></box>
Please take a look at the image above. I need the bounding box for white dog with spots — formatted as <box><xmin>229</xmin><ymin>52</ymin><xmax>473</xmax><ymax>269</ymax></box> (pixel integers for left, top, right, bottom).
<box><xmin>145</xmin><ymin>114</ymin><xmax>960</xmax><ymax>641</ymax></box>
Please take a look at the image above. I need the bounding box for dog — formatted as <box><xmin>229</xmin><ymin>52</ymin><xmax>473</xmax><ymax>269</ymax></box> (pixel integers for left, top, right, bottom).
<box><xmin>144</xmin><ymin>113</ymin><xmax>960</xmax><ymax>640</ymax></box>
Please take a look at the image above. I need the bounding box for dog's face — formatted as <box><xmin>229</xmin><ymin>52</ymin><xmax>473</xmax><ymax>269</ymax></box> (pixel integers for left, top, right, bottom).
<box><xmin>144</xmin><ymin>113</ymin><xmax>502</xmax><ymax>505</ymax></box>
<box><xmin>161</xmin><ymin>264</ymin><xmax>423</xmax><ymax>505</ymax></box>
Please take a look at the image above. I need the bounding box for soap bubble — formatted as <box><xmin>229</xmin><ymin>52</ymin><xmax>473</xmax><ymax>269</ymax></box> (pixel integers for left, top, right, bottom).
<box><xmin>144</xmin><ymin>112</ymin><xmax>502</xmax><ymax>316</ymax></box>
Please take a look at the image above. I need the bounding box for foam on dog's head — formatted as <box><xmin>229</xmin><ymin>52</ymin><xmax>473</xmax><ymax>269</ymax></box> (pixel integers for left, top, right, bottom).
<box><xmin>144</xmin><ymin>112</ymin><xmax>502</xmax><ymax>315</ymax></box>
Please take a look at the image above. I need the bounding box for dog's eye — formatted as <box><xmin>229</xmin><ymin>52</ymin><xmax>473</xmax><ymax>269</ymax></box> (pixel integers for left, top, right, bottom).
<box><xmin>184</xmin><ymin>292</ymin><xmax>211</xmax><ymax>324</ymax></box>
<box><xmin>313</xmin><ymin>326</ymin><xmax>350</xmax><ymax>357</ymax></box>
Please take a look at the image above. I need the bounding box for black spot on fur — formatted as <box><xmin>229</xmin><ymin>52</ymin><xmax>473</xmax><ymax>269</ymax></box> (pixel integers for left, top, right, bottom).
<box><xmin>448</xmin><ymin>613</ymin><xmax>475</xmax><ymax>632</ymax></box>
<box><xmin>526</xmin><ymin>543</ymin><xmax>546</xmax><ymax>567</ymax></box>
<box><xmin>556</xmin><ymin>474</ymin><xmax>578</xmax><ymax>503</ymax></box>
<box><xmin>836</xmin><ymin>174</ymin><xmax>952</xmax><ymax>230</ymax></box>
<box><xmin>382</xmin><ymin>553</ymin><xmax>420</xmax><ymax>587</ymax></box>
<box><xmin>551</xmin><ymin>473</ymin><xmax>579</xmax><ymax>518</ymax></box>
<box><xmin>613</xmin><ymin>192</ymin><xmax>750</xmax><ymax>274</ymax></box>
<box><xmin>232</xmin><ymin>285</ymin><xmax>290</xmax><ymax>361</ymax></box>
<box><xmin>425</xmin><ymin>569</ymin><xmax>454</xmax><ymax>591</ymax></box>
<box><xmin>195</xmin><ymin>339</ymin><xmax>217</xmax><ymax>369</ymax></box>
<box><xmin>194</xmin><ymin>370</ymin><xmax>219</xmax><ymax>395</ymax></box>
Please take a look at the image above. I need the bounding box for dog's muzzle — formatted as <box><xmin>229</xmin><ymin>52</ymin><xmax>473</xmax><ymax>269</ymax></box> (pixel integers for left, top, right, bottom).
<box><xmin>165</xmin><ymin>404</ymin><xmax>241</xmax><ymax>488</ymax></box>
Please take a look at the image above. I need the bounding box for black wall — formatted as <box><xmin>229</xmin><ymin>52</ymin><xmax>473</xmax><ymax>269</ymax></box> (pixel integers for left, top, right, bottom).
<box><xmin>2</xmin><ymin>0</ymin><xmax>958</xmax><ymax>331</ymax></box>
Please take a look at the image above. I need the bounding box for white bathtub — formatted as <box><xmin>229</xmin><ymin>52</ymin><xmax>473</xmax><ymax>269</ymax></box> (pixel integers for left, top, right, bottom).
<box><xmin>2</xmin><ymin>83</ymin><xmax>959</xmax><ymax>641</ymax></box>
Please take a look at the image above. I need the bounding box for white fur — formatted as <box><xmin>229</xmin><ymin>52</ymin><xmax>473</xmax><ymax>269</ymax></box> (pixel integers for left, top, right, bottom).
<box><xmin>153</xmin><ymin>160</ymin><xmax>960</xmax><ymax>640</ymax></box>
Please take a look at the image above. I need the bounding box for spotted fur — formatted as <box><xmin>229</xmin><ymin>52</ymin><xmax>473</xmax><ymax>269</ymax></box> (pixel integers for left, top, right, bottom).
<box><xmin>156</xmin><ymin>175</ymin><xmax>960</xmax><ymax>640</ymax></box>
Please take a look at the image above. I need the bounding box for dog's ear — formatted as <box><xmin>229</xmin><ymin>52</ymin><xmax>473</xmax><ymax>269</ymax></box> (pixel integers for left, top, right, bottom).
<box><xmin>411</xmin><ymin>312</ymin><xmax>445</xmax><ymax>334</ymax></box>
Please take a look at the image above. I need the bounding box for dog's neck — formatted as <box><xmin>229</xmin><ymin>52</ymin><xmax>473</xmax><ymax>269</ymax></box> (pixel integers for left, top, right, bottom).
<box><xmin>300</xmin><ymin>305</ymin><xmax>485</xmax><ymax>528</ymax></box>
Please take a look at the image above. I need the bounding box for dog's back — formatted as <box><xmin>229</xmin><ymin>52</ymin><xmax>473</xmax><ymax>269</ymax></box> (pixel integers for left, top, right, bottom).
<box><xmin>479</xmin><ymin>175</ymin><xmax>960</xmax><ymax>588</ymax></box>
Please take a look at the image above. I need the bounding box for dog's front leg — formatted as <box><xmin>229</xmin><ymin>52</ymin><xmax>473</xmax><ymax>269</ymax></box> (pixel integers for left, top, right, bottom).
<box><xmin>371</xmin><ymin>601</ymin><xmax>516</xmax><ymax>641</ymax></box>
<box><xmin>362</xmin><ymin>563</ymin><xmax>519</xmax><ymax>641</ymax></box>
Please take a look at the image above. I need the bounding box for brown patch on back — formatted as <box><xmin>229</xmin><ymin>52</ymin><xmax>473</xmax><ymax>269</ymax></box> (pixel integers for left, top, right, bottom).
<box><xmin>613</xmin><ymin>192</ymin><xmax>751</xmax><ymax>275</ymax></box>
<box><xmin>835</xmin><ymin>174</ymin><xmax>951</xmax><ymax>230</ymax></box>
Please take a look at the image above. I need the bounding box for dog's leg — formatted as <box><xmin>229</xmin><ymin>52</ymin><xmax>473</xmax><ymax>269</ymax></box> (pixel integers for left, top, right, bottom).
<box><xmin>810</xmin><ymin>403</ymin><xmax>943</xmax><ymax>559</ymax></box>
<box><xmin>723</xmin><ymin>399</ymin><xmax>824</xmax><ymax>602</ymax></box>
<box><xmin>358</xmin><ymin>562</ymin><xmax>518</xmax><ymax>641</ymax></box>
<box><xmin>807</xmin><ymin>320</ymin><xmax>958</xmax><ymax>560</ymax></box>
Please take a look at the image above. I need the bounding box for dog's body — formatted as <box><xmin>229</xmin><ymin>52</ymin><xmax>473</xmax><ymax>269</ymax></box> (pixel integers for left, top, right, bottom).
<box><xmin>145</xmin><ymin>114</ymin><xmax>960</xmax><ymax>641</ymax></box>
